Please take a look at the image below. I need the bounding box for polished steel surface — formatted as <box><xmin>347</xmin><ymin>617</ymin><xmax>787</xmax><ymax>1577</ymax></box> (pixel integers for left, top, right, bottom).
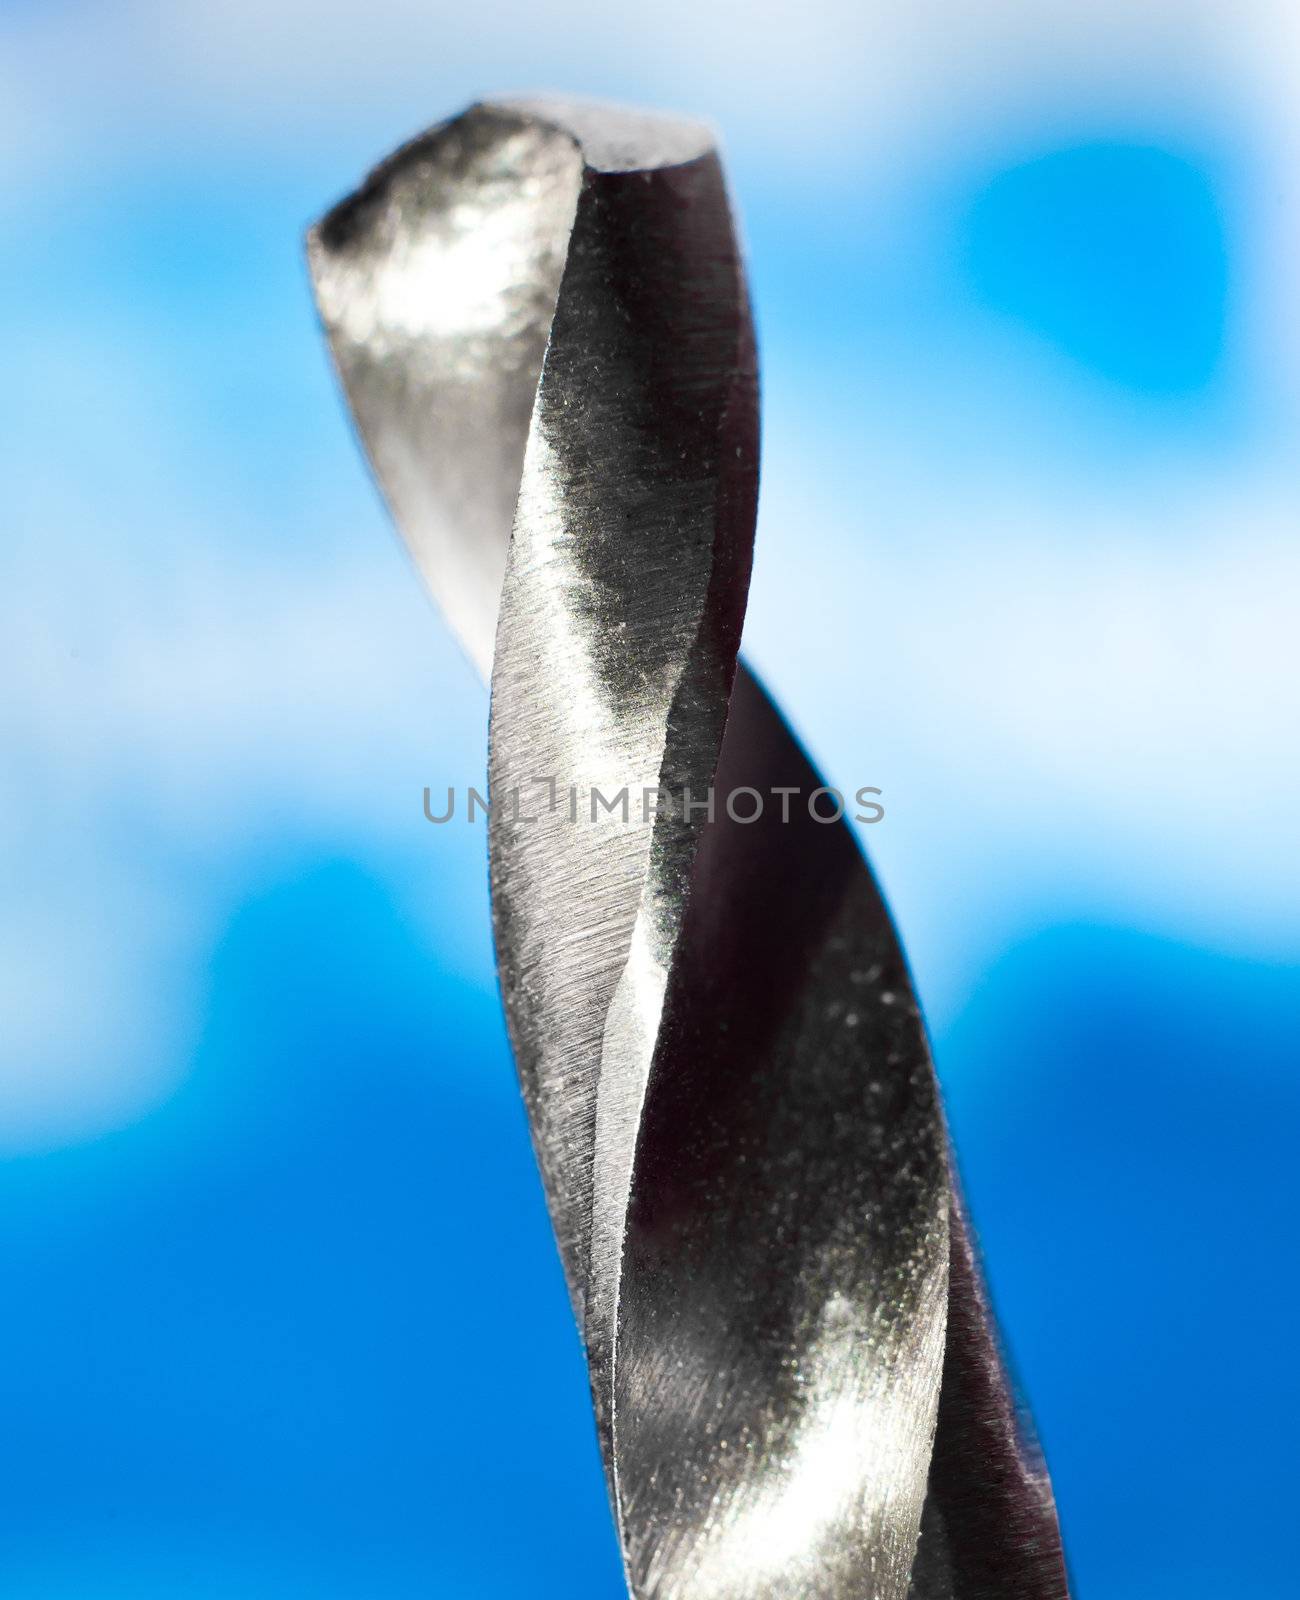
<box><xmin>309</xmin><ymin>97</ymin><xmax>1069</xmax><ymax>1600</ymax></box>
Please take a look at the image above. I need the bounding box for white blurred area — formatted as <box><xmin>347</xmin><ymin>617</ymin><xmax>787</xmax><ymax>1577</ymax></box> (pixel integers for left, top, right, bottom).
<box><xmin>4</xmin><ymin>0</ymin><xmax>1300</xmax><ymax>1148</ymax></box>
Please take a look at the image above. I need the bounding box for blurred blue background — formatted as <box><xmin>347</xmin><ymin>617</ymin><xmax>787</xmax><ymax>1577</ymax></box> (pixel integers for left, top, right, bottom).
<box><xmin>3</xmin><ymin>2</ymin><xmax>1298</xmax><ymax>1595</ymax></box>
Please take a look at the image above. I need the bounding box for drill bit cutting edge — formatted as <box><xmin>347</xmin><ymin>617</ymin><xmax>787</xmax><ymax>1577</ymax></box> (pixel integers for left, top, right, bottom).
<box><xmin>308</xmin><ymin>97</ymin><xmax>1069</xmax><ymax>1600</ymax></box>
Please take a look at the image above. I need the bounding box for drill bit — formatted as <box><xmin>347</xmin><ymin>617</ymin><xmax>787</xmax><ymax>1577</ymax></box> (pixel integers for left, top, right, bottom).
<box><xmin>308</xmin><ymin>97</ymin><xmax>1069</xmax><ymax>1600</ymax></box>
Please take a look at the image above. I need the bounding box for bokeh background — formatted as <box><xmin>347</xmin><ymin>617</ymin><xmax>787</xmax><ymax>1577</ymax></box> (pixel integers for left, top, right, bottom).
<box><xmin>4</xmin><ymin>2</ymin><xmax>1298</xmax><ymax>1595</ymax></box>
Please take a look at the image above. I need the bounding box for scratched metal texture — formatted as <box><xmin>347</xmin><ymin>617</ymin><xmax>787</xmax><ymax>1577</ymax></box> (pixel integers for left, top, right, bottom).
<box><xmin>309</xmin><ymin>97</ymin><xmax>1069</xmax><ymax>1600</ymax></box>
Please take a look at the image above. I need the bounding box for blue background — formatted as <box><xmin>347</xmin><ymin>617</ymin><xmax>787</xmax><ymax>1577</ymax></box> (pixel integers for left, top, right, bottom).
<box><xmin>3</xmin><ymin>3</ymin><xmax>1297</xmax><ymax>1594</ymax></box>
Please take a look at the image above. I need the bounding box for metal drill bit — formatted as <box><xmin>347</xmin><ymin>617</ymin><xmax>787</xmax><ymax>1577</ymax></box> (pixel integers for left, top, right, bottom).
<box><xmin>308</xmin><ymin>97</ymin><xmax>1069</xmax><ymax>1600</ymax></box>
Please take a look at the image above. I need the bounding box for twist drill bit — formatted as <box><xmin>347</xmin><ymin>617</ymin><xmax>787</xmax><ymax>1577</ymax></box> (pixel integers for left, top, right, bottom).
<box><xmin>308</xmin><ymin>97</ymin><xmax>1069</xmax><ymax>1600</ymax></box>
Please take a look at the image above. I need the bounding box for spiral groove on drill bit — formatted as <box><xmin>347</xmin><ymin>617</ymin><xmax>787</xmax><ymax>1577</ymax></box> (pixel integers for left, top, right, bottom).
<box><xmin>309</xmin><ymin>98</ymin><xmax>1069</xmax><ymax>1600</ymax></box>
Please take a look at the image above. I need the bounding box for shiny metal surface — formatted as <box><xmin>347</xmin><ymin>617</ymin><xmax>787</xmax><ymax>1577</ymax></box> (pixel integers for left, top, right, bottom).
<box><xmin>309</xmin><ymin>97</ymin><xmax>1069</xmax><ymax>1600</ymax></box>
